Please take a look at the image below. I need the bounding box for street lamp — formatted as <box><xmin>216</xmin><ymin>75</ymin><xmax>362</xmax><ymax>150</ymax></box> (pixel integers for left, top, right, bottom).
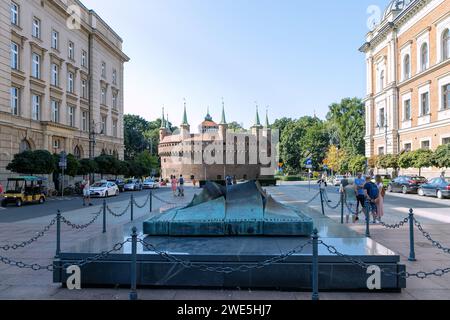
<box><xmin>89</xmin><ymin>121</ymin><xmax>104</xmax><ymax>183</ymax></box>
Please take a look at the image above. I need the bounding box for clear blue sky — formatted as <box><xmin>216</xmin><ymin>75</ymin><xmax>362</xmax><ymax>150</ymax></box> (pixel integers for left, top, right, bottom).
<box><xmin>82</xmin><ymin>0</ymin><xmax>387</xmax><ymax>130</ymax></box>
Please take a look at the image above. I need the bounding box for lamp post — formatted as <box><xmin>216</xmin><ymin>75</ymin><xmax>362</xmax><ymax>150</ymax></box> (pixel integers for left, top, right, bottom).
<box><xmin>89</xmin><ymin>121</ymin><xmax>104</xmax><ymax>182</ymax></box>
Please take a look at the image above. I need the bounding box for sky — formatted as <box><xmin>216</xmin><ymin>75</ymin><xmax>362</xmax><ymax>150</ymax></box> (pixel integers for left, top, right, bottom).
<box><xmin>82</xmin><ymin>0</ymin><xmax>388</xmax><ymax>130</ymax></box>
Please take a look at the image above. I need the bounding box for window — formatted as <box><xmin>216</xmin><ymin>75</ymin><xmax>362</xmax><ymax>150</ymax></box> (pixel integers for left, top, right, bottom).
<box><xmin>68</xmin><ymin>42</ymin><xmax>74</xmax><ymax>60</ymax></box>
<box><xmin>74</xmin><ymin>146</ymin><xmax>82</xmax><ymax>159</ymax></box>
<box><xmin>112</xmin><ymin>69</ymin><xmax>117</xmax><ymax>85</ymax></box>
<box><xmin>51</xmin><ymin>30</ymin><xmax>59</xmax><ymax>50</ymax></box>
<box><xmin>32</xmin><ymin>18</ymin><xmax>40</xmax><ymax>39</ymax></box>
<box><xmin>404</xmin><ymin>99</ymin><xmax>411</xmax><ymax>120</ymax></box>
<box><xmin>81</xmin><ymin>51</ymin><xmax>87</xmax><ymax>67</ymax></box>
<box><xmin>53</xmin><ymin>139</ymin><xmax>60</xmax><ymax>149</ymax></box>
<box><xmin>11</xmin><ymin>42</ymin><xmax>19</xmax><ymax>70</ymax></box>
<box><xmin>11</xmin><ymin>2</ymin><xmax>19</xmax><ymax>25</ymax></box>
<box><xmin>81</xmin><ymin>111</ymin><xmax>88</xmax><ymax>132</ymax></box>
<box><xmin>81</xmin><ymin>80</ymin><xmax>87</xmax><ymax>99</ymax></box>
<box><xmin>101</xmin><ymin>62</ymin><xmax>106</xmax><ymax>78</ymax></box>
<box><xmin>421</xmin><ymin>140</ymin><xmax>430</xmax><ymax>150</ymax></box>
<box><xmin>68</xmin><ymin>106</ymin><xmax>75</xmax><ymax>127</ymax></box>
<box><xmin>20</xmin><ymin>139</ymin><xmax>31</xmax><ymax>153</ymax></box>
<box><xmin>443</xmin><ymin>29</ymin><xmax>450</xmax><ymax>61</ymax></box>
<box><xmin>379</xmin><ymin>70</ymin><xmax>384</xmax><ymax>91</ymax></box>
<box><xmin>379</xmin><ymin>108</ymin><xmax>385</xmax><ymax>127</ymax></box>
<box><xmin>101</xmin><ymin>87</ymin><xmax>106</xmax><ymax>105</ymax></box>
<box><xmin>67</xmin><ymin>72</ymin><xmax>74</xmax><ymax>93</ymax></box>
<box><xmin>32</xmin><ymin>53</ymin><xmax>40</xmax><ymax>78</ymax></box>
<box><xmin>404</xmin><ymin>143</ymin><xmax>412</xmax><ymax>152</ymax></box>
<box><xmin>10</xmin><ymin>87</ymin><xmax>19</xmax><ymax>116</ymax></box>
<box><xmin>101</xmin><ymin>116</ymin><xmax>107</xmax><ymax>134</ymax></box>
<box><xmin>32</xmin><ymin>95</ymin><xmax>40</xmax><ymax>121</ymax></box>
<box><xmin>443</xmin><ymin>84</ymin><xmax>450</xmax><ymax>110</ymax></box>
<box><xmin>420</xmin><ymin>43</ymin><xmax>428</xmax><ymax>71</ymax></box>
<box><xmin>113</xmin><ymin>120</ymin><xmax>118</xmax><ymax>137</ymax></box>
<box><xmin>443</xmin><ymin>137</ymin><xmax>450</xmax><ymax>145</ymax></box>
<box><xmin>378</xmin><ymin>147</ymin><xmax>385</xmax><ymax>155</ymax></box>
<box><xmin>421</xmin><ymin>92</ymin><xmax>429</xmax><ymax>116</ymax></box>
<box><xmin>403</xmin><ymin>55</ymin><xmax>410</xmax><ymax>80</ymax></box>
<box><xmin>51</xmin><ymin>100</ymin><xmax>59</xmax><ymax>123</ymax></box>
<box><xmin>51</xmin><ymin>64</ymin><xmax>59</xmax><ymax>86</ymax></box>
<box><xmin>112</xmin><ymin>92</ymin><xmax>117</xmax><ymax>109</ymax></box>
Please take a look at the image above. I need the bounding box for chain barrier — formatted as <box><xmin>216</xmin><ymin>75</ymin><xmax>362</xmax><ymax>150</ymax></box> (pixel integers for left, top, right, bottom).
<box><xmin>303</xmin><ymin>192</ymin><xmax>321</xmax><ymax>205</ymax></box>
<box><xmin>414</xmin><ymin>218</ymin><xmax>450</xmax><ymax>255</ymax></box>
<box><xmin>139</xmin><ymin>238</ymin><xmax>312</xmax><ymax>274</ymax></box>
<box><xmin>322</xmin><ymin>192</ymin><xmax>342</xmax><ymax>210</ymax></box>
<box><xmin>106</xmin><ymin>200</ymin><xmax>131</xmax><ymax>218</ymax></box>
<box><xmin>0</xmin><ymin>217</ymin><xmax>56</xmax><ymax>251</ymax></box>
<box><xmin>152</xmin><ymin>194</ymin><xmax>188</xmax><ymax>207</ymax></box>
<box><xmin>320</xmin><ymin>240</ymin><xmax>450</xmax><ymax>279</ymax></box>
<box><xmin>133</xmin><ymin>194</ymin><xmax>151</xmax><ymax>209</ymax></box>
<box><xmin>61</xmin><ymin>208</ymin><xmax>102</xmax><ymax>230</ymax></box>
<box><xmin>379</xmin><ymin>216</ymin><xmax>410</xmax><ymax>229</ymax></box>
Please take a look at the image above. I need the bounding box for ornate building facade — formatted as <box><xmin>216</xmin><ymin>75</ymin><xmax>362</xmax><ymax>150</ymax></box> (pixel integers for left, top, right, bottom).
<box><xmin>0</xmin><ymin>0</ymin><xmax>129</xmax><ymax>184</ymax></box>
<box><xmin>158</xmin><ymin>103</ymin><xmax>276</xmax><ymax>181</ymax></box>
<box><xmin>360</xmin><ymin>0</ymin><xmax>450</xmax><ymax>176</ymax></box>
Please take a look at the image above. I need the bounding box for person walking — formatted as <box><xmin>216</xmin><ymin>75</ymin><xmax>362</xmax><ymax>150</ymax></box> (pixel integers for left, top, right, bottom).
<box><xmin>226</xmin><ymin>175</ymin><xmax>233</xmax><ymax>186</ymax></box>
<box><xmin>340</xmin><ymin>179</ymin><xmax>357</xmax><ymax>223</ymax></box>
<box><xmin>0</xmin><ymin>182</ymin><xmax>4</xmax><ymax>195</ymax></box>
<box><xmin>171</xmin><ymin>175</ymin><xmax>178</xmax><ymax>197</ymax></box>
<box><xmin>374</xmin><ymin>175</ymin><xmax>385</xmax><ymax>223</ymax></box>
<box><xmin>178</xmin><ymin>175</ymin><xmax>185</xmax><ymax>197</ymax></box>
<box><xmin>82</xmin><ymin>180</ymin><xmax>92</xmax><ymax>206</ymax></box>
<box><xmin>354</xmin><ymin>173</ymin><xmax>366</xmax><ymax>222</ymax></box>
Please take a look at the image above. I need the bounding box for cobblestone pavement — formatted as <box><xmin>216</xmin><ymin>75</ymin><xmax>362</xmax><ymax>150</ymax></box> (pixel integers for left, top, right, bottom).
<box><xmin>1</xmin><ymin>183</ymin><xmax>450</xmax><ymax>300</ymax></box>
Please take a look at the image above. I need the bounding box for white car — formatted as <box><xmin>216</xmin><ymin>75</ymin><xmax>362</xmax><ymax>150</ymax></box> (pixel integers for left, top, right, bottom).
<box><xmin>143</xmin><ymin>179</ymin><xmax>159</xmax><ymax>189</ymax></box>
<box><xmin>89</xmin><ymin>181</ymin><xmax>119</xmax><ymax>198</ymax></box>
<box><xmin>333</xmin><ymin>175</ymin><xmax>346</xmax><ymax>186</ymax></box>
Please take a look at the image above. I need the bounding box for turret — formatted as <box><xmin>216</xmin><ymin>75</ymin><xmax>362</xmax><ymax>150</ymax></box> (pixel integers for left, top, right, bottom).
<box><xmin>180</xmin><ymin>100</ymin><xmax>190</xmax><ymax>138</ymax></box>
<box><xmin>219</xmin><ymin>98</ymin><xmax>228</xmax><ymax>139</ymax></box>
<box><xmin>159</xmin><ymin>107</ymin><xmax>168</xmax><ymax>141</ymax></box>
<box><xmin>251</xmin><ymin>104</ymin><xmax>263</xmax><ymax>135</ymax></box>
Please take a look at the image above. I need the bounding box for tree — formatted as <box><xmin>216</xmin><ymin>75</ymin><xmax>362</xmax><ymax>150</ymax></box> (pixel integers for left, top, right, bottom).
<box><xmin>398</xmin><ymin>152</ymin><xmax>415</xmax><ymax>171</ymax></box>
<box><xmin>324</xmin><ymin>145</ymin><xmax>346</xmax><ymax>173</ymax></box>
<box><xmin>228</xmin><ymin>121</ymin><xmax>245</xmax><ymax>132</ymax></box>
<box><xmin>326</xmin><ymin>98</ymin><xmax>365</xmax><ymax>156</ymax></box>
<box><xmin>7</xmin><ymin>150</ymin><xmax>55</xmax><ymax>175</ymax></box>
<box><xmin>271</xmin><ymin>118</ymin><xmax>294</xmax><ymax>136</ymax></box>
<box><xmin>53</xmin><ymin>154</ymin><xmax>79</xmax><ymax>177</ymax></box>
<box><xmin>368</xmin><ymin>155</ymin><xmax>379</xmax><ymax>170</ymax></box>
<box><xmin>135</xmin><ymin>150</ymin><xmax>159</xmax><ymax>176</ymax></box>
<box><xmin>95</xmin><ymin>155</ymin><xmax>121</xmax><ymax>178</ymax></box>
<box><xmin>432</xmin><ymin>144</ymin><xmax>450</xmax><ymax>170</ymax></box>
<box><xmin>77</xmin><ymin>159</ymin><xmax>98</xmax><ymax>176</ymax></box>
<box><xmin>413</xmin><ymin>149</ymin><xmax>434</xmax><ymax>176</ymax></box>
<box><xmin>349</xmin><ymin>155</ymin><xmax>367</xmax><ymax>174</ymax></box>
<box><xmin>125</xmin><ymin>160</ymin><xmax>147</xmax><ymax>178</ymax></box>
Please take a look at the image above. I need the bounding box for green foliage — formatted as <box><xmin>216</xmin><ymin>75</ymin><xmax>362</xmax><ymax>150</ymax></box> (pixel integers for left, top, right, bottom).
<box><xmin>228</xmin><ymin>122</ymin><xmax>245</xmax><ymax>132</ymax></box>
<box><xmin>399</xmin><ymin>149</ymin><xmax>434</xmax><ymax>175</ymax></box>
<box><xmin>432</xmin><ymin>144</ymin><xmax>450</xmax><ymax>169</ymax></box>
<box><xmin>94</xmin><ymin>155</ymin><xmax>122</xmax><ymax>177</ymax></box>
<box><xmin>349</xmin><ymin>155</ymin><xmax>367</xmax><ymax>173</ymax></box>
<box><xmin>135</xmin><ymin>150</ymin><xmax>159</xmax><ymax>176</ymax></box>
<box><xmin>53</xmin><ymin>154</ymin><xmax>79</xmax><ymax>177</ymax></box>
<box><xmin>125</xmin><ymin>160</ymin><xmax>147</xmax><ymax>178</ymax></box>
<box><xmin>7</xmin><ymin>150</ymin><xmax>55</xmax><ymax>175</ymax></box>
<box><xmin>398</xmin><ymin>152</ymin><xmax>415</xmax><ymax>169</ymax></box>
<box><xmin>77</xmin><ymin>159</ymin><xmax>98</xmax><ymax>176</ymax></box>
<box><xmin>326</xmin><ymin>97</ymin><xmax>365</xmax><ymax>156</ymax></box>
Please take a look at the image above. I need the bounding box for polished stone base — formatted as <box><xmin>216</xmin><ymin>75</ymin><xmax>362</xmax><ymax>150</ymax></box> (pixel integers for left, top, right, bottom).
<box><xmin>53</xmin><ymin>214</ymin><xmax>406</xmax><ymax>291</ymax></box>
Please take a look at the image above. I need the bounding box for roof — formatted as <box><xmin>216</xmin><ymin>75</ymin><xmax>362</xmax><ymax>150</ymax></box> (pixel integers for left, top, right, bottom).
<box><xmin>201</xmin><ymin>120</ymin><xmax>218</xmax><ymax>127</ymax></box>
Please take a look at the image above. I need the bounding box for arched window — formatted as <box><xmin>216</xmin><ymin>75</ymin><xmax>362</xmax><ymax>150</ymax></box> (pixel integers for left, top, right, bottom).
<box><xmin>443</xmin><ymin>29</ymin><xmax>450</xmax><ymax>60</ymax></box>
<box><xmin>379</xmin><ymin>70</ymin><xmax>385</xmax><ymax>91</ymax></box>
<box><xmin>74</xmin><ymin>146</ymin><xmax>82</xmax><ymax>159</ymax></box>
<box><xmin>403</xmin><ymin>55</ymin><xmax>410</xmax><ymax>80</ymax></box>
<box><xmin>421</xmin><ymin>43</ymin><xmax>428</xmax><ymax>71</ymax></box>
<box><xmin>19</xmin><ymin>139</ymin><xmax>31</xmax><ymax>153</ymax></box>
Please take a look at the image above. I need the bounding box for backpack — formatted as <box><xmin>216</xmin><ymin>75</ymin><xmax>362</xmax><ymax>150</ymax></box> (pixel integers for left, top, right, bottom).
<box><xmin>179</xmin><ymin>177</ymin><xmax>184</xmax><ymax>185</ymax></box>
<box><xmin>366</xmin><ymin>182</ymin><xmax>379</xmax><ymax>200</ymax></box>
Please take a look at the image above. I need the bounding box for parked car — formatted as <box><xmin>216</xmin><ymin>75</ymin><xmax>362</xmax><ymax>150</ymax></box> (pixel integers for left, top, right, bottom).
<box><xmin>388</xmin><ymin>176</ymin><xmax>427</xmax><ymax>194</ymax></box>
<box><xmin>108</xmin><ymin>179</ymin><xmax>125</xmax><ymax>193</ymax></box>
<box><xmin>1</xmin><ymin>176</ymin><xmax>46</xmax><ymax>207</ymax></box>
<box><xmin>89</xmin><ymin>181</ymin><xmax>119</xmax><ymax>198</ymax></box>
<box><xmin>143</xmin><ymin>178</ymin><xmax>159</xmax><ymax>189</ymax></box>
<box><xmin>418</xmin><ymin>177</ymin><xmax>450</xmax><ymax>199</ymax></box>
<box><xmin>332</xmin><ymin>175</ymin><xmax>345</xmax><ymax>186</ymax></box>
<box><xmin>124</xmin><ymin>179</ymin><xmax>143</xmax><ymax>191</ymax></box>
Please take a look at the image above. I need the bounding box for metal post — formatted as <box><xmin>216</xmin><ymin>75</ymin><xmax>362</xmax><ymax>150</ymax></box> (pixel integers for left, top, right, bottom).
<box><xmin>55</xmin><ymin>210</ymin><xmax>61</xmax><ymax>258</ymax></box>
<box><xmin>365</xmin><ymin>199</ymin><xmax>371</xmax><ymax>238</ymax></box>
<box><xmin>340</xmin><ymin>192</ymin><xmax>344</xmax><ymax>224</ymax></box>
<box><xmin>149</xmin><ymin>190</ymin><xmax>153</xmax><ymax>213</ymax></box>
<box><xmin>408</xmin><ymin>209</ymin><xmax>417</xmax><ymax>262</ymax></box>
<box><xmin>311</xmin><ymin>229</ymin><xmax>319</xmax><ymax>301</ymax></box>
<box><xmin>130</xmin><ymin>194</ymin><xmax>134</xmax><ymax>221</ymax></box>
<box><xmin>129</xmin><ymin>227</ymin><xmax>138</xmax><ymax>300</ymax></box>
<box><xmin>102</xmin><ymin>199</ymin><xmax>107</xmax><ymax>233</ymax></box>
<box><xmin>319</xmin><ymin>189</ymin><xmax>325</xmax><ymax>216</ymax></box>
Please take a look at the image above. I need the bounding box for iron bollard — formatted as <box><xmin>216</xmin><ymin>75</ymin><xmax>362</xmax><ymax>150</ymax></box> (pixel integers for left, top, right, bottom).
<box><xmin>55</xmin><ymin>210</ymin><xmax>61</xmax><ymax>258</ymax></box>
<box><xmin>365</xmin><ymin>199</ymin><xmax>371</xmax><ymax>238</ymax></box>
<box><xmin>408</xmin><ymin>209</ymin><xmax>417</xmax><ymax>262</ymax></box>
<box><xmin>129</xmin><ymin>227</ymin><xmax>138</xmax><ymax>301</ymax></box>
<box><xmin>311</xmin><ymin>229</ymin><xmax>319</xmax><ymax>301</ymax></box>
<box><xmin>130</xmin><ymin>194</ymin><xmax>134</xmax><ymax>222</ymax></box>
<box><xmin>319</xmin><ymin>189</ymin><xmax>325</xmax><ymax>216</ymax></box>
<box><xmin>340</xmin><ymin>192</ymin><xmax>345</xmax><ymax>224</ymax></box>
<box><xmin>149</xmin><ymin>190</ymin><xmax>153</xmax><ymax>213</ymax></box>
<box><xmin>102</xmin><ymin>199</ymin><xmax>107</xmax><ymax>233</ymax></box>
